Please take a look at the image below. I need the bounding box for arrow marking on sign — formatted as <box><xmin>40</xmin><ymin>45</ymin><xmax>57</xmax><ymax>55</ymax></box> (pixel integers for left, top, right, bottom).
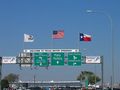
<box><xmin>40</xmin><ymin>63</ymin><xmax>42</xmax><ymax>65</ymax></box>
<box><xmin>57</xmin><ymin>61</ymin><xmax>59</xmax><ymax>64</ymax></box>
<box><xmin>73</xmin><ymin>56</ymin><xmax>77</xmax><ymax>60</ymax></box>
<box><xmin>39</xmin><ymin>57</ymin><xmax>42</xmax><ymax>60</ymax></box>
<box><xmin>74</xmin><ymin>62</ymin><xmax>76</xmax><ymax>65</ymax></box>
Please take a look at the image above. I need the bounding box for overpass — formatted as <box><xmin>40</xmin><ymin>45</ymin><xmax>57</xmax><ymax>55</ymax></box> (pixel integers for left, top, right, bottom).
<box><xmin>14</xmin><ymin>80</ymin><xmax>82</xmax><ymax>88</ymax></box>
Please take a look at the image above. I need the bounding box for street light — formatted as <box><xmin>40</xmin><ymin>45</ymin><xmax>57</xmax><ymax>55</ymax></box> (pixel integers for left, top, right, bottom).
<box><xmin>86</xmin><ymin>10</ymin><xmax>114</xmax><ymax>90</ymax></box>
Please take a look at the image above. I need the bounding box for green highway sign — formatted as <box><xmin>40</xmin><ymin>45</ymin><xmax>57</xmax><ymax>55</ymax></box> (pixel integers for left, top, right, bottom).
<box><xmin>85</xmin><ymin>79</ymin><xmax>89</xmax><ymax>89</ymax></box>
<box><xmin>51</xmin><ymin>53</ymin><xmax>64</xmax><ymax>66</ymax></box>
<box><xmin>68</xmin><ymin>52</ymin><xmax>81</xmax><ymax>66</ymax></box>
<box><xmin>34</xmin><ymin>53</ymin><xmax>48</xmax><ymax>66</ymax></box>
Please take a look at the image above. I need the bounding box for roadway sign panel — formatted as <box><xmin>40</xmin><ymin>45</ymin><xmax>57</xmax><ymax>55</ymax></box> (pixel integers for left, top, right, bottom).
<box><xmin>85</xmin><ymin>56</ymin><xmax>101</xmax><ymax>64</ymax></box>
<box><xmin>18</xmin><ymin>53</ymin><xmax>32</xmax><ymax>67</ymax></box>
<box><xmin>34</xmin><ymin>53</ymin><xmax>48</xmax><ymax>66</ymax></box>
<box><xmin>51</xmin><ymin>53</ymin><xmax>64</xmax><ymax>66</ymax></box>
<box><xmin>2</xmin><ymin>56</ymin><xmax>16</xmax><ymax>64</ymax></box>
<box><xmin>23</xmin><ymin>49</ymin><xmax>80</xmax><ymax>53</ymax></box>
<box><xmin>68</xmin><ymin>52</ymin><xmax>81</xmax><ymax>66</ymax></box>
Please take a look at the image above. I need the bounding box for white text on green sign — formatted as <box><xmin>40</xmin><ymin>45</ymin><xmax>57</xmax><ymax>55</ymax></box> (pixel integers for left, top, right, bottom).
<box><xmin>51</xmin><ymin>53</ymin><xmax>64</xmax><ymax>66</ymax></box>
<box><xmin>34</xmin><ymin>53</ymin><xmax>48</xmax><ymax>66</ymax></box>
<box><xmin>68</xmin><ymin>53</ymin><xmax>81</xmax><ymax>66</ymax></box>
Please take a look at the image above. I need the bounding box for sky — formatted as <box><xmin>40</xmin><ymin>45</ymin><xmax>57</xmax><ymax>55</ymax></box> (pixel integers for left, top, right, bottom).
<box><xmin>0</xmin><ymin>0</ymin><xmax>120</xmax><ymax>84</ymax></box>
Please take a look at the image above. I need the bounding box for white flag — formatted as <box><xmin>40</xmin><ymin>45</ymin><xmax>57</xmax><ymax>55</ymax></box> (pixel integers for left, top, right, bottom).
<box><xmin>24</xmin><ymin>34</ymin><xmax>34</xmax><ymax>42</ymax></box>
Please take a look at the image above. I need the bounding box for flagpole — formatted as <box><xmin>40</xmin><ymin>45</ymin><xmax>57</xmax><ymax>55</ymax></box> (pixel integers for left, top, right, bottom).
<box><xmin>51</xmin><ymin>35</ymin><xmax>53</xmax><ymax>49</ymax></box>
<box><xmin>20</xmin><ymin>34</ymin><xmax>26</xmax><ymax>69</ymax></box>
<box><xmin>78</xmin><ymin>32</ymin><xmax>80</xmax><ymax>51</ymax></box>
<box><xmin>23</xmin><ymin>40</ymin><xmax>25</xmax><ymax>52</ymax></box>
<box><xmin>23</xmin><ymin>34</ymin><xmax>30</xmax><ymax>68</ymax></box>
<box><xmin>23</xmin><ymin>34</ymin><xmax>26</xmax><ymax>52</ymax></box>
<box><xmin>51</xmin><ymin>31</ymin><xmax>54</xmax><ymax>50</ymax></box>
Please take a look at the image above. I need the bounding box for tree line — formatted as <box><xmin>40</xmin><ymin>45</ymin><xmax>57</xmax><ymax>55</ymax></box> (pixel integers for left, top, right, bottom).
<box><xmin>1</xmin><ymin>71</ymin><xmax>101</xmax><ymax>90</ymax></box>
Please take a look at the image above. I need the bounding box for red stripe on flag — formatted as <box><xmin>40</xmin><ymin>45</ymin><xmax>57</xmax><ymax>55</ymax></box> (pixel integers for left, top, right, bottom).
<box><xmin>52</xmin><ymin>30</ymin><xmax>64</xmax><ymax>39</ymax></box>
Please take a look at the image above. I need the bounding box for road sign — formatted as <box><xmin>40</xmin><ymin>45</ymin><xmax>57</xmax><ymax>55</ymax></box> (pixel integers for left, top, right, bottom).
<box><xmin>68</xmin><ymin>52</ymin><xmax>81</xmax><ymax>66</ymax></box>
<box><xmin>85</xmin><ymin>56</ymin><xmax>101</xmax><ymax>64</ymax></box>
<box><xmin>2</xmin><ymin>56</ymin><xmax>16</xmax><ymax>64</ymax></box>
<box><xmin>23</xmin><ymin>49</ymin><xmax>80</xmax><ymax>53</ymax></box>
<box><xmin>51</xmin><ymin>53</ymin><xmax>64</xmax><ymax>66</ymax></box>
<box><xmin>18</xmin><ymin>53</ymin><xmax>32</xmax><ymax>67</ymax></box>
<box><xmin>34</xmin><ymin>53</ymin><xmax>48</xmax><ymax>66</ymax></box>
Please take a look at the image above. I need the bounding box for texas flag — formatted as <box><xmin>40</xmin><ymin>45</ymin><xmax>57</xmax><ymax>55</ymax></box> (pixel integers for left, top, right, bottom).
<box><xmin>80</xmin><ymin>33</ymin><xmax>91</xmax><ymax>42</ymax></box>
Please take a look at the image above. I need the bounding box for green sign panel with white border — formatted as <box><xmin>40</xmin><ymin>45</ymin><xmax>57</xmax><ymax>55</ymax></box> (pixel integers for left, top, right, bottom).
<box><xmin>34</xmin><ymin>53</ymin><xmax>48</xmax><ymax>66</ymax></box>
<box><xmin>68</xmin><ymin>52</ymin><xmax>81</xmax><ymax>66</ymax></box>
<box><xmin>51</xmin><ymin>53</ymin><xmax>64</xmax><ymax>66</ymax></box>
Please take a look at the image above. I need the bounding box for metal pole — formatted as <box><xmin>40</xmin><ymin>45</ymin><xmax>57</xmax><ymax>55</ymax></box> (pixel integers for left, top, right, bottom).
<box><xmin>94</xmin><ymin>64</ymin><xmax>96</xmax><ymax>90</ymax></box>
<box><xmin>34</xmin><ymin>75</ymin><xmax>35</xmax><ymax>88</ymax></box>
<box><xmin>101</xmin><ymin>56</ymin><xmax>104</xmax><ymax>90</ymax></box>
<box><xmin>86</xmin><ymin>10</ymin><xmax>114</xmax><ymax>90</ymax></box>
<box><xmin>0</xmin><ymin>65</ymin><xmax>1</xmax><ymax>90</ymax></box>
<box><xmin>0</xmin><ymin>57</ymin><xmax>2</xmax><ymax>90</ymax></box>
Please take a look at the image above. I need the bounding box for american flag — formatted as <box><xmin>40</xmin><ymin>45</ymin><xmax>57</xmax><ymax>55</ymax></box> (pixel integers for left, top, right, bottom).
<box><xmin>52</xmin><ymin>30</ymin><xmax>64</xmax><ymax>39</ymax></box>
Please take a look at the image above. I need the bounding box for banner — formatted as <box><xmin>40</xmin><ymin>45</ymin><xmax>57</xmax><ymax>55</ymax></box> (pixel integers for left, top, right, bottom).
<box><xmin>23</xmin><ymin>49</ymin><xmax>80</xmax><ymax>53</ymax></box>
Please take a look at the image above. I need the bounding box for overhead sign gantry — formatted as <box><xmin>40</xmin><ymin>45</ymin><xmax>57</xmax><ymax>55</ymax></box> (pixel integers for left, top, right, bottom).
<box><xmin>19</xmin><ymin>49</ymin><xmax>82</xmax><ymax>67</ymax></box>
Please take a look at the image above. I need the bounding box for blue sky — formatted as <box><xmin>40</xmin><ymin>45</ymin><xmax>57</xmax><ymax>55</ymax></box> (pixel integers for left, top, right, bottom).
<box><xmin>0</xmin><ymin>0</ymin><xmax>120</xmax><ymax>84</ymax></box>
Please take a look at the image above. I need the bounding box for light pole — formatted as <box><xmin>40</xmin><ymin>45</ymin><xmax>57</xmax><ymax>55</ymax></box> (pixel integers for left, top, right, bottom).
<box><xmin>86</xmin><ymin>10</ymin><xmax>114</xmax><ymax>90</ymax></box>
